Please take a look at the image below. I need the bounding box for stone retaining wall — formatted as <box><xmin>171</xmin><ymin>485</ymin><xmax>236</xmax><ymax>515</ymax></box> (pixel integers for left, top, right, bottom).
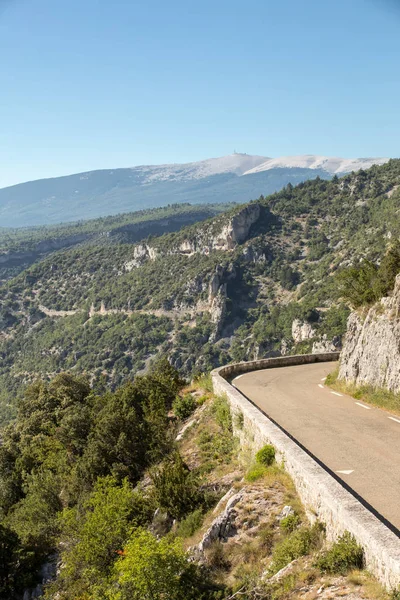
<box><xmin>211</xmin><ymin>354</ymin><xmax>400</xmax><ymax>590</ymax></box>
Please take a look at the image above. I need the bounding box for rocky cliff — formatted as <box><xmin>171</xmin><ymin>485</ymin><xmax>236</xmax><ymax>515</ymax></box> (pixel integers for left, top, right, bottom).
<box><xmin>339</xmin><ymin>274</ymin><xmax>400</xmax><ymax>392</ymax></box>
<box><xmin>125</xmin><ymin>203</ymin><xmax>263</xmax><ymax>269</ymax></box>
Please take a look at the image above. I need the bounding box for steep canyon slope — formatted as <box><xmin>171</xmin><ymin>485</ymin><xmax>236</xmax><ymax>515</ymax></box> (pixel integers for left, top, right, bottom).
<box><xmin>0</xmin><ymin>159</ymin><xmax>399</xmax><ymax>423</ymax></box>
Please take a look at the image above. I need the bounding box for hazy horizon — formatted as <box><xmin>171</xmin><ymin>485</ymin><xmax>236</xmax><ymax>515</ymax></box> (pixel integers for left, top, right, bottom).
<box><xmin>0</xmin><ymin>0</ymin><xmax>399</xmax><ymax>188</ymax></box>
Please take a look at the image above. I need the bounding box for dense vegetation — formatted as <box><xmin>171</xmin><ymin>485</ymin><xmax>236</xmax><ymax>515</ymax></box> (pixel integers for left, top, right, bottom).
<box><xmin>0</xmin><ymin>363</ymin><xmax>383</xmax><ymax>600</ymax></box>
<box><xmin>1</xmin><ymin>160</ymin><xmax>400</xmax><ymax>421</ymax></box>
<box><xmin>0</xmin><ymin>360</ymin><xmax>221</xmax><ymax>598</ymax></box>
<box><xmin>0</xmin><ymin>203</ymin><xmax>232</xmax><ymax>281</ymax></box>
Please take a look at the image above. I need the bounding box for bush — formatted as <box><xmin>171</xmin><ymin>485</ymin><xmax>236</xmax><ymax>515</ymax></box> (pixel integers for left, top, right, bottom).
<box><xmin>256</xmin><ymin>445</ymin><xmax>275</xmax><ymax>466</ymax></box>
<box><xmin>315</xmin><ymin>531</ymin><xmax>364</xmax><ymax>575</ymax></box>
<box><xmin>212</xmin><ymin>396</ymin><xmax>232</xmax><ymax>431</ymax></box>
<box><xmin>245</xmin><ymin>463</ymin><xmax>268</xmax><ymax>482</ymax></box>
<box><xmin>108</xmin><ymin>528</ymin><xmax>200</xmax><ymax>600</ymax></box>
<box><xmin>176</xmin><ymin>509</ymin><xmax>204</xmax><ymax>538</ymax></box>
<box><xmin>270</xmin><ymin>523</ymin><xmax>324</xmax><ymax>573</ymax></box>
<box><xmin>150</xmin><ymin>452</ymin><xmax>202</xmax><ymax>519</ymax></box>
<box><xmin>280</xmin><ymin>513</ymin><xmax>300</xmax><ymax>533</ymax></box>
<box><xmin>173</xmin><ymin>393</ymin><xmax>197</xmax><ymax>420</ymax></box>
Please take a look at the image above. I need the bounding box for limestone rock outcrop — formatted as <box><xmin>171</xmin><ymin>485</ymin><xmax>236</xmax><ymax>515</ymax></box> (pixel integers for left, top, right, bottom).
<box><xmin>126</xmin><ymin>203</ymin><xmax>262</xmax><ymax>268</ymax></box>
<box><xmin>339</xmin><ymin>273</ymin><xmax>400</xmax><ymax>392</ymax></box>
<box><xmin>291</xmin><ymin>319</ymin><xmax>316</xmax><ymax>343</ymax></box>
<box><xmin>197</xmin><ymin>492</ymin><xmax>243</xmax><ymax>552</ymax></box>
<box><xmin>124</xmin><ymin>243</ymin><xmax>159</xmax><ymax>270</ymax></box>
<box><xmin>312</xmin><ymin>335</ymin><xmax>341</xmax><ymax>354</ymax></box>
<box><xmin>208</xmin><ymin>264</ymin><xmax>236</xmax><ymax>341</ymax></box>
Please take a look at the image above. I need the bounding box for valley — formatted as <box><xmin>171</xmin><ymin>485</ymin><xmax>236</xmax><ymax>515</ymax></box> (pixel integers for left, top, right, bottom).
<box><xmin>1</xmin><ymin>159</ymin><xmax>400</xmax><ymax>425</ymax></box>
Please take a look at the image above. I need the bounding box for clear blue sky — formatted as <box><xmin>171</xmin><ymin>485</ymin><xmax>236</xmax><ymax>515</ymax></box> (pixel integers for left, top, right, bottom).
<box><xmin>0</xmin><ymin>0</ymin><xmax>399</xmax><ymax>187</ymax></box>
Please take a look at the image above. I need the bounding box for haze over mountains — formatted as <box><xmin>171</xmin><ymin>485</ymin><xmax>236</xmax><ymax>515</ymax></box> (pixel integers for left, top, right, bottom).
<box><xmin>0</xmin><ymin>153</ymin><xmax>389</xmax><ymax>227</ymax></box>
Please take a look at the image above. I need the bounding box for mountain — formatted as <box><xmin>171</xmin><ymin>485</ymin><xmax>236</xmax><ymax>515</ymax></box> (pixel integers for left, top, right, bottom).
<box><xmin>243</xmin><ymin>155</ymin><xmax>389</xmax><ymax>175</ymax></box>
<box><xmin>0</xmin><ymin>153</ymin><xmax>389</xmax><ymax>227</ymax></box>
<box><xmin>1</xmin><ymin>159</ymin><xmax>399</xmax><ymax>425</ymax></box>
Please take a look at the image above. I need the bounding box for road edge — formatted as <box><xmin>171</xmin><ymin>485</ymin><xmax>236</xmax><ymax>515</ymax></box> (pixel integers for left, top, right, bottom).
<box><xmin>211</xmin><ymin>353</ymin><xmax>400</xmax><ymax>590</ymax></box>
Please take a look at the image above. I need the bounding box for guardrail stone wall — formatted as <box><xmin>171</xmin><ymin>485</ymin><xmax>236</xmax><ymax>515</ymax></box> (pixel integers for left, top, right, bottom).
<box><xmin>211</xmin><ymin>353</ymin><xmax>400</xmax><ymax>590</ymax></box>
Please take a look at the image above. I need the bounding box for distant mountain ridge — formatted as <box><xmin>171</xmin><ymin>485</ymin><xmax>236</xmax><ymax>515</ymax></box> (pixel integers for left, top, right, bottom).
<box><xmin>0</xmin><ymin>153</ymin><xmax>389</xmax><ymax>227</ymax></box>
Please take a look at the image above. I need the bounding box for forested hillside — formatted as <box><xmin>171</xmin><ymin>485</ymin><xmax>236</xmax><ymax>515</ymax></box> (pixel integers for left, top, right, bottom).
<box><xmin>0</xmin><ymin>203</ymin><xmax>232</xmax><ymax>281</ymax></box>
<box><xmin>1</xmin><ymin>160</ymin><xmax>400</xmax><ymax>423</ymax></box>
<box><xmin>0</xmin><ymin>365</ymin><xmax>384</xmax><ymax>599</ymax></box>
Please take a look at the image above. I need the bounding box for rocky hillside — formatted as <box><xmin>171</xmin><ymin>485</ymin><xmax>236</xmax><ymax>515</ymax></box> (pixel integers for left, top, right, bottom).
<box><xmin>0</xmin><ymin>203</ymin><xmax>231</xmax><ymax>281</ymax></box>
<box><xmin>339</xmin><ymin>273</ymin><xmax>400</xmax><ymax>392</ymax></box>
<box><xmin>0</xmin><ymin>159</ymin><xmax>400</xmax><ymax>423</ymax></box>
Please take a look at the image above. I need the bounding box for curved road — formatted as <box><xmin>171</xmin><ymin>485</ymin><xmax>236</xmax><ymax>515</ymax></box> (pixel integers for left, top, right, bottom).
<box><xmin>232</xmin><ymin>362</ymin><xmax>400</xmax><ymax>531</ymax></box>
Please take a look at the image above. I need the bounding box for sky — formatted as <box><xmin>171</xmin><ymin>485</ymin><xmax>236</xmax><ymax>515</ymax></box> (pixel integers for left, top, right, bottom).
<box><xmin>0</xmin><ymin>0</ymin><xmax>399</xmax><ymax>188</ymax></box>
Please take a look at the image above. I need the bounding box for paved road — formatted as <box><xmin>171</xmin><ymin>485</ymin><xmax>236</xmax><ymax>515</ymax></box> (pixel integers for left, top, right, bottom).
<box><xmin>232</xmin><ymin>362</ymin><xmax>400</xmax><ymax>531</ymax></box>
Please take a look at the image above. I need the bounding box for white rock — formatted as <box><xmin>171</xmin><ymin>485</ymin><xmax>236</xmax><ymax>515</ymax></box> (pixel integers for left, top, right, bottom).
<box><xmin>292</xmin><ymin>319</ymin><xmax>316</xmax><ymax>343</ymax></box>
<box><xmin>339</xmin><ymin>274</ymin><xmax>400</xmax><ymax>392</ymax></box>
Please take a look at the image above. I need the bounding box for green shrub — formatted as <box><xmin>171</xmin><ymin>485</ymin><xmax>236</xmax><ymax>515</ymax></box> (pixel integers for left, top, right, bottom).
<box><xmin>391</xmin><ymin>589</ymin><xmax>400</xmax><ymax>600</ymax></box>
<box><xmin>315</xmin><ymin>531</ymin><xmax>364</xmax><ymax>575</ymax></box>
<box><xmin>280</xmin><ymin>513</ymin><xmax>300</xmax><ymax>533</ymax></box>
<box><xmin>108</xmin><ymin>528</ymin><xmax>202</xmax><ymax>600</ymax></box>
<box><xmin>212</xmin><ymin>396</ymin><xmax>232</xmax><ymax>431</ymax></box>
<box><xmin>270</xmin><ymin>523</ymin><xmax>324</xmax><ymax>573</ymax></box>
<box><xmin>176</xmin><ymin>509</ymin><xmax>204</xmax><ymax>538</ymax></box>
<box><xmin>255</xmin><ymin>445</ymin><xmax>275</xmax><ymax>466</ymax></box>
<box><xmin>197</xmin><ymin>394</ymin><xmax>208</xmax><ymax>405</ymax></box>
<box><xmin>234</xmin><ymin>410</ymin><xmax>244</xmax><ymax>429</ymax></box>
<box><xmin>245</xmin><ymin>463</ymin><xmax>268</xmax><ymax>482</ymax></box>
<box><xmin>150</xmin><ymin>452</ymin><xmax>202</xmax><ymax>520</ymax></box>
<box><xmin>173</xmin><ymin>393</ymin><xmax>197</xmax><ymax>420</ymax></box>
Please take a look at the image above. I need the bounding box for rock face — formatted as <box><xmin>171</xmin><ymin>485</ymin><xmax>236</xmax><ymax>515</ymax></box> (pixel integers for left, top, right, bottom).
<box><xmin>339</xmin><ymin>274</ymin><xmax>400</xmax><ymax>392</ymax></box>
<box><xmin>291</xmin><ymin>319</ymin><xmax>316</xmax><ymax>343</ymax></box>
<box><xmin>218</xmin><ymin>204</ymin><xmax>261</xmax><ymax>249</ymax></box>
<box><xmin>126</xmin><ymin>203</ymin><xmax>262</xmax><ymax>268</ymax></box>
<box><xmin>178</xmin><ymin>203</ymin><xmax>261</xmax><ymax>254</ymax></box>
<box><xmin>197</xmin><ymin>492</ymin><xmax>243</xmax><ymax>552</ymax></box>
<box><xmin>208</xmin><ymin>264</ymin><xmax>236</xmax><ymax>341</ymax></box>
<box><xmin>124</xmin><ymin>243</ymin><xmax>159</xmax><ymax>270</ymax></box>
<box><xmin>312</xmin><ymin>335</ymin><xmax>341</xmax><ymax>354</ymax></box>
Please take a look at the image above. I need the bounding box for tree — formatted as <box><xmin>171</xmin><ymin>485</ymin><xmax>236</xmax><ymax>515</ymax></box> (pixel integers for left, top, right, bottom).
<box><xmin>106</xmin><ymin>529</ymin><xmax>201</xmax><ymax>600</ymax></box>
<box><xmin>150</xmin><ymin>452</ymin><xmax>201</xmax><ymax>519</ymax></box>
<box><xmin>336</xmin><ymin>260</ymin><xmax>378</xmax><ymax>307</ymax></box>
<box><xmin>54</xmin><ymin>477</ymin><xmax>153</xmax><ymax>597</ymax></box>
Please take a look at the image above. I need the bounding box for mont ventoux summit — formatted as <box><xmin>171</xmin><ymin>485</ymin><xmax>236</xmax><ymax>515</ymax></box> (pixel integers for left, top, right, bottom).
<box><xmin>0</xmin><ymin>152</ymin><xmax>389</xmax><ymax>226</ymax></box>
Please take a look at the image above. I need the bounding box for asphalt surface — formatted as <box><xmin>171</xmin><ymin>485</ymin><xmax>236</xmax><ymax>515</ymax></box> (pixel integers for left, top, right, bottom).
<box><xmin>232</xmin><ymin>362</ymin><xmax>400</xmax><ymax>531</ymax></box>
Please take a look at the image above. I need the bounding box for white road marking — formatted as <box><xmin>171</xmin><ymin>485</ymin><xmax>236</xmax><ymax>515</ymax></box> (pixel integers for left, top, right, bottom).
<box><xmin>233</xmin><ymin>374</ymin><xmax>245</xmax><ymax>381</ymax></box>
<box><xmin>331</xmin><ymin>391</ymin><xmax>343</xmax><ymax>397</ymax></box>
<box><xmin>388</xmin><ymin>416</ymin><xmax>400</xmax><ymax>424</ymax></box>
<box><xmin>336</xmin><ymin>470</ymin><xmax>354</xmax><ymax>475</ymax></box>
<box><xmin>321</xmin><ymin>377</ymin><xmax>326</xmax><ymax>381</ymax></box>
<box><xmin>355</xmin><ymin>402</ymin><xmax>371</xmax><ymax>410</ymax></box>
<box><xmin>318</xmin><ymin>384</ymin><xmax>324</xmax><ymax>389</ymax></box>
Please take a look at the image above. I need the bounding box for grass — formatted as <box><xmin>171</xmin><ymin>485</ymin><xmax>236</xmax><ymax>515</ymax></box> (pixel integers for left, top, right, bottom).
<box><xmin>347</xmin><ymin>570</ymin><xmax>392</xmax><ymax>600</ymax></box>
<box><xmin>326</xmin><ymin>367</ymin><xmax>400</xmax><ymax>416</ymax></box>
<box><xmin>245</xmin><ymin>463</ymin><xmax>270</xmax><ymax>482</ymax></box>
<box><xmin>194</xmin><ymin>373</ymin><xmax>214</xmax><ymax>393</ymax></box>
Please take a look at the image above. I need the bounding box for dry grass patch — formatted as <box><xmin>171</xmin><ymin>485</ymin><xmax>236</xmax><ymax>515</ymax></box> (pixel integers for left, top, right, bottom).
<box><xmin>326</xmin><ymin>368</ymin><xmax>400</xmax><ymax>416</ymax></box>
